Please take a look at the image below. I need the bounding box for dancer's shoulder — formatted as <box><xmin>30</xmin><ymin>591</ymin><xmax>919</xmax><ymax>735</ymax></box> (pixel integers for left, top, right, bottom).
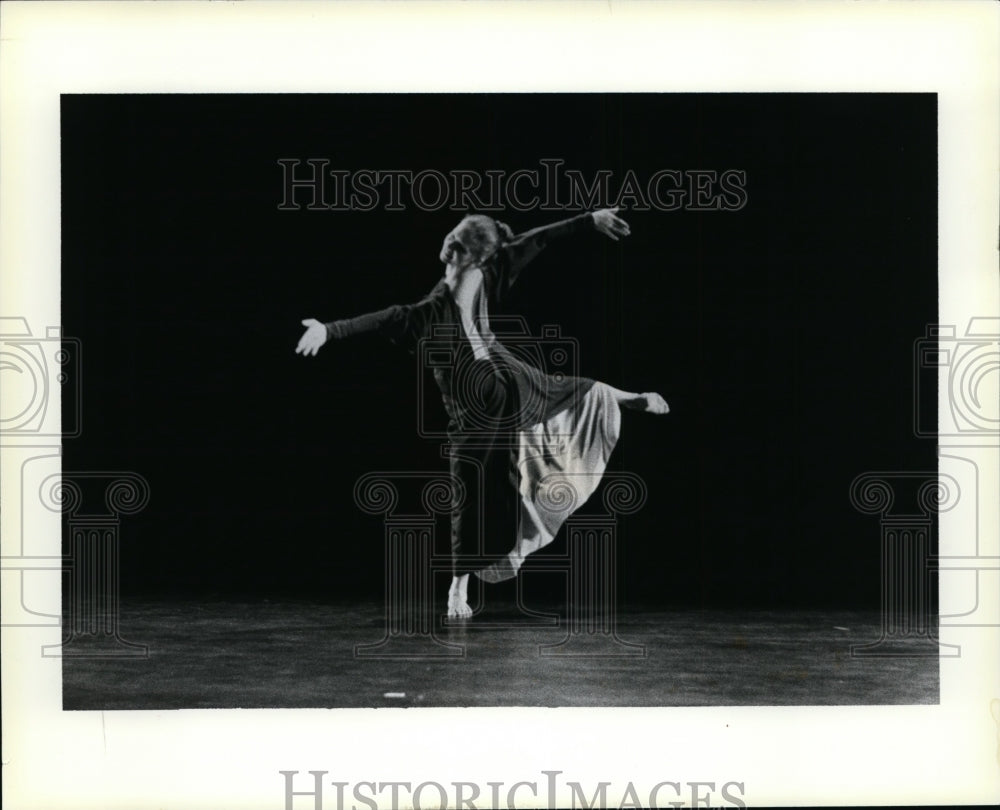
<box><xmin>424</xmin><ymin>277</ymin><xmax>451</xmax><ymax>300</ymax></box>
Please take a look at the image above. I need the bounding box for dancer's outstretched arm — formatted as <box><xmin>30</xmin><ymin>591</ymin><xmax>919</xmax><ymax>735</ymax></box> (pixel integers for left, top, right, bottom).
<box><xmin>503</xmin><ymin>207</ymin><xmax>630</xmax><ymax>287</ymax></box>
<box><xmin>295</xmin><ymin>294</ymin><xmax>446</xmax><ymax>357</ymax></box>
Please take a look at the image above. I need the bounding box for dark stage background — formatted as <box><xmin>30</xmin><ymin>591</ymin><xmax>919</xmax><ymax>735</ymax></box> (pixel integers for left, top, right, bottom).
<box><xmin>61</xmin><ymin>93</ymin><xmax>937</xmax><ymax>609</ymax></box>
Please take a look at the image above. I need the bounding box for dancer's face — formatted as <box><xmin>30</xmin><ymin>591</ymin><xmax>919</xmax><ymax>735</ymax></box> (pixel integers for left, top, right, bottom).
<box><xmin>439</xmin><ymin>218</ymin><xmax>499</xmax><ymax>274</ymax></box>
<box><xmin>439</xmin><ymin>223</ymin><xmax>478</xmax><ymax>272</ymax></box>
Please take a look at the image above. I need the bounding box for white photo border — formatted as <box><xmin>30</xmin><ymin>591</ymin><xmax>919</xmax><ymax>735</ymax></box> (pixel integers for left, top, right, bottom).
<box><xmin>2</xmin><ymin>2</ymin><xmax>998</xmax><ymax>808</ymax></box>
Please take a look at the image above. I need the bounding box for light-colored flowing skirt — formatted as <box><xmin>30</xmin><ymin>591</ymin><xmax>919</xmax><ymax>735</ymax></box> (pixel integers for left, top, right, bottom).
<box><xmin>476</xmin><ymin>382</ymin><xmax>621</xmax><ymax>582</ymax></box>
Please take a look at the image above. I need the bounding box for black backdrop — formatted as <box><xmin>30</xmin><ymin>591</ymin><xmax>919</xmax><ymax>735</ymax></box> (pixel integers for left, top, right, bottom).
<box><xmin>61</xmin><ymin>93</ymin><xmax>936</xmax><ymax>608</ymax></box>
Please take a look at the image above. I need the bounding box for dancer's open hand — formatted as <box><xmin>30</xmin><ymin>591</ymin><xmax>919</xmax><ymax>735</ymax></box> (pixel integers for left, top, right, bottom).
<box><xmin>592</xmin><ymin>207</ymin><xmax>631</xmax><ymax>241</ymax></box>
<box><xmin>296</xmin><ymin>318</ymin><xmax>328</xmax><ymax>357</ymax></box>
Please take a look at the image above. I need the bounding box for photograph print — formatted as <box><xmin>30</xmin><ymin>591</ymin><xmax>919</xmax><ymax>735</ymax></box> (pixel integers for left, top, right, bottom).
<box><xmin>58</xmin><ymin>92</ymin><xmax>939</xmax><ymax>709</ymax></box>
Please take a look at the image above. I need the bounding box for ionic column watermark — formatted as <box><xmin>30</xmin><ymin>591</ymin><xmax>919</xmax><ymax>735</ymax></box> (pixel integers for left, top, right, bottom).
<box><xmin>849</xmin><ymin>472</ymin><xmax>959</xmax><ymax>658</ymax></box>
<box><xmin>539</xmin><ymin>473</ymin><xmax>647</xmax><ymax>658</ymax></box>
<box><xmin>353</xmin><ymin>472</ymin><xmax>464</xmax><ymax>659</ymax></box>
<box><xmin>41</xmin><ymin>471</ymin><xmax>150</xmax><ymax>658</ymax></box>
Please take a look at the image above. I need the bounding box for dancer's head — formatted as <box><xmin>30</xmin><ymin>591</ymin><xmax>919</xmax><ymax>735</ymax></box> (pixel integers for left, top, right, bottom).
<box><xmin>439</xmin><ymin>215</ymin><xmax>513</xmax><ymax>272</ymax></box>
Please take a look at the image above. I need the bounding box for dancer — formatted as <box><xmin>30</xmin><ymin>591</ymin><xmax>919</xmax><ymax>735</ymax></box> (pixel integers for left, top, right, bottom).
<box><xmin>296</xmin><ymin>208</ymin><xmax>668</xmax><ymax>618</ymax></box>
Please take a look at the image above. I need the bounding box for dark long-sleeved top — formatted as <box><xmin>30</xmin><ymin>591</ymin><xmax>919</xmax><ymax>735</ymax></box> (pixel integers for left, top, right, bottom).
<box><xmin>325</xmin><ymin>212</ymin><xmax>597</xmax><ymax>431</ymax></box>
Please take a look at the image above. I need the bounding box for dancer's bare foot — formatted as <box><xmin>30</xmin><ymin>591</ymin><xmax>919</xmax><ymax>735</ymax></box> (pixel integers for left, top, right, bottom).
<box><xmin>639</xmin><ymin>392</ymin><xmax>670</xmax><ymax>414</ymax></box>
<box><xmin>447</xmin><ymin>574</ymin><xmax>473</xmax><ymax>619</ymax></box>
<box><xmin>610</xmin><ymin>386</ymin><xmax>670</xmax><ymax>414</ymax></box>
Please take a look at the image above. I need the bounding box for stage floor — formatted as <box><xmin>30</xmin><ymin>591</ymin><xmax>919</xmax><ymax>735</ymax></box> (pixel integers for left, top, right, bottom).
<box><xmin>62</xmin><ymin>599</ymin><xmax>939</xmax><ymax>709</ymax></box>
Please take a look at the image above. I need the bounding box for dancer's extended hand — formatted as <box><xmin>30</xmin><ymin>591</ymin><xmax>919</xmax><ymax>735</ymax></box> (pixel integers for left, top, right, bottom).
<box><xmin>592</xmin><ymin>207</ymin><xmax>631</xmax><ymax>241</ymax></box>
<box><xmin>296</xmin><ymin>318</ymin><xmax>328</xmax><ymax>357</ymax></box>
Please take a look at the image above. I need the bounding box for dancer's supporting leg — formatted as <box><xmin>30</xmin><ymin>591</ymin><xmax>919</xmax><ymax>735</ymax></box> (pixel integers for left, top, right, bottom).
<box><xmin>446</xmin><ymin>362</ymin><xmax>510</xmax><ymax>619</ymax></box>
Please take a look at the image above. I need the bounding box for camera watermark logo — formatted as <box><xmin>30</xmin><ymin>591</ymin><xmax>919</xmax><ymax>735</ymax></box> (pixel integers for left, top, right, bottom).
<box><xmin>2</xmin><ymin>316</ymin><xmax>84</xmax><ymax>640</ymax></box>
<box><xmin>416</xmin><ymin>318</ymin><xmax>581</xmax><ymax>438</ymax></box>
<box><xmin>849</xmin><ymin>317</ymin><xmax>1000</xmax><ymax>656</ymax></box>
<box><xmin>913</xmin><ymin>317</ymin><xmax>1000</xmax><ymax>633</ymax></box>
<box><xmin>0</xmin><ymin>317</ymin><xmax>81</xmax><ymax>443</ymax></box>
<box><xmin>1</xmin><ymin>317</ymin><xmax>149</xmax><ymax>656</ymax></box>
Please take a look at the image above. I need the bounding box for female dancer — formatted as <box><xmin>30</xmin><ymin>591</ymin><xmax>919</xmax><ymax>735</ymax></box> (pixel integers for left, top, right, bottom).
<box><xmin>296</xmin><ymin>208</ymin><xmax>668</xmax><ymax>618</ymax></box>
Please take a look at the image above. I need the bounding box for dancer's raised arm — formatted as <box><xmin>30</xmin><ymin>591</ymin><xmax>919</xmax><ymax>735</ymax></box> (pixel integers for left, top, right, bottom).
<box><xmin>503</xmin><ymin>207</ymin><xmax>630</xmax><ymax>287</ymax></box>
